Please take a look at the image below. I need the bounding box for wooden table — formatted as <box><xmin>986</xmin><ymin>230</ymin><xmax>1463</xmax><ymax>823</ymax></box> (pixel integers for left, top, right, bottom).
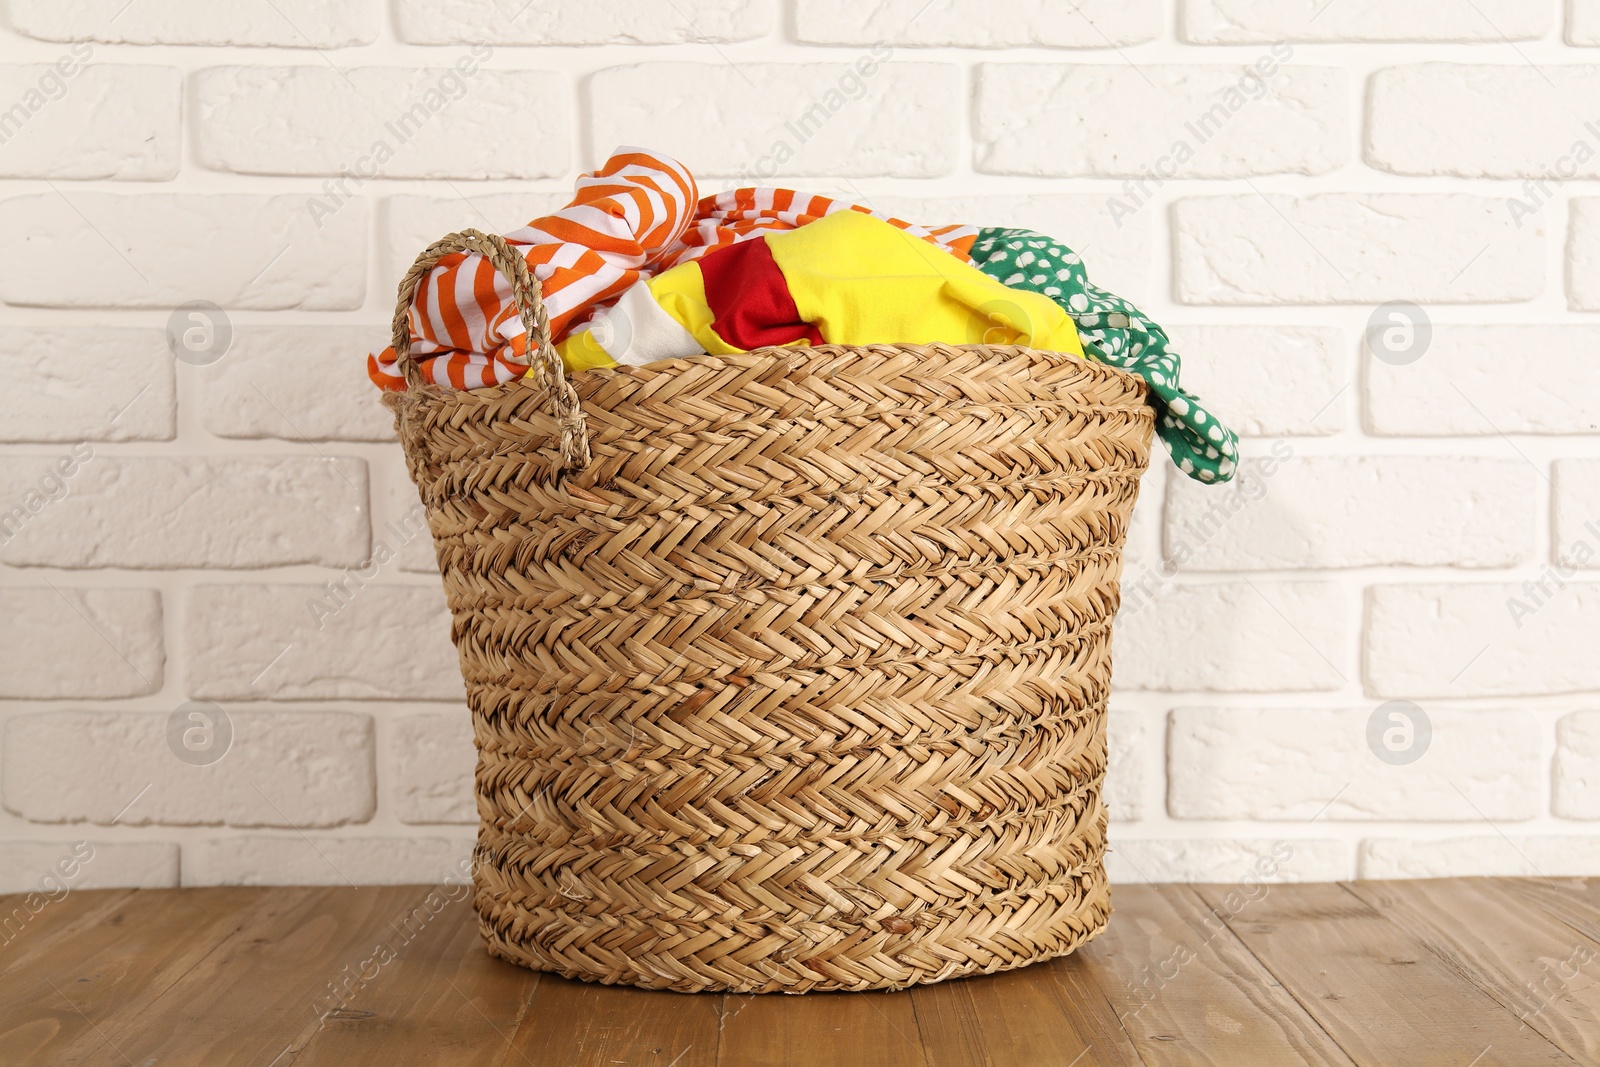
<box><xmin>3</xmin><ymin>878</ymin><xmax>1598</xmax><ymax>1066</ymax></box>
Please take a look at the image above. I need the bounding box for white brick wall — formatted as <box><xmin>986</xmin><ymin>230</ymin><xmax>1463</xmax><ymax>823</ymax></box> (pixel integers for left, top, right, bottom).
<box><xmin>590</xmin><ymin>62</ymin><xmax>960</xmax><ymax>178</ymax></box>
<box><xmin>0</xmin><ymin>63</ymin><xmax>180</xmax><ymax>179</ymax></box>
<box><xmin>2</xmin><ymin>2</ymin><xmax>1597</xmax><ymax>887</ymax></box>
<box><xmin>1173</xmin><ymin>194</ymin><xmax>1544</xmax><ymax>304</ymax></box>
<box><xmin>3</xmin><ymin>711</ymin><xmax>376</xmax><ymax>826</ymax></box>
<box><xmin>1367</xmin><ymin>65</ymin><xmax>1600</xmax><ymax>178</ymax></box>
<box><xmin>0</xmin><ymin>194</ymin><xmax>366</xmax><ymax>309</ymax></box>
<box><xmin>8</xmin><ymin>1</ymin><xmax>380</xmax><ymax>47</ymax></box>
<box><xmin>1179</xmin><ymin>0</ymin><xmax>1550</xmax><ymax>43</ymax></box>
<box><xmin>396</xmin><ymin>0</ymin><xmax>772</xmax><ymax>46</ymax></box>
<box><xmin>196</xmin><ymin>65</ymin><xmax>572</xmax><ymax>180</ymax></box>
<box><xmin>1163</xmin><ymin>456</ymin><xmax>1536</xmax><ymax>570</ymax></box>
<box><xmin>974</xmin><ymin>63</ymin><xmax>1349</xmax><ymax>178</ymax></box>
<box><xmin>796</xmin><ymin>0</ymin><xmax>1161</xmax><ymax>48</ymax></box>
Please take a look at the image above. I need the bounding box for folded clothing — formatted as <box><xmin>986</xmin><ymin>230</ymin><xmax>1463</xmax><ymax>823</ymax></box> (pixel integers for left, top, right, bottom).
<box><xmin>555</xmin><ymin>209</ymin><xmax>1083</xmax><ymax>370</ymax></box>
<box><xmin>968</xmin><ymin>229</ymin><xmax>1239</xmax><ymax>484</ymax></box>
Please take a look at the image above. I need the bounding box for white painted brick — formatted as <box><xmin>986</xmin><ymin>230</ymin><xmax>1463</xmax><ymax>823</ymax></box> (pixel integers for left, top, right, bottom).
<box><xmin>1567</xmin><ymin>199</ymin><xmax>1600</xmax><ymax>310</ymax></box>
<box><xmin>185</xmin><ymin>836</ymin><xmax>472</xmax><ymax>886</ymax></box>
<box><xmin>1360</xmin><ymin>837</ymin><xmax>1600</xmax><ymax>879</ymax></box>
<box><xmin>796</xmin><ymin>0</ymin><xmax>1160</xmax><ymax>47</ymax></box>
<box><xmin>1174</xmin><ymin>194</ymin><xmax>1544</xmax><ymax>305</ymax></box>
<box><xmin>0</xmin><ymin>193</ymin><xmax>365</xmax><ymax>310</ymax></box>
<box><xmin>1556</xmin><ymin>712</ymin><xmax>1600</xmax><ymax>819</ymax></box>
<box><xmin>1556</xmin><ymin>461</ymin><xmax>1600</xmax><ymax>570</ymax></box>
<box><xmin>975</xmin><ymin>64</ymin><xmax>1348</xmax><ymax>178</ymax></box>
<box><xmin>1169</xmin><ymin>707</ymin><xmax>1542</xmax><ymax>821</ymax></box>
<box><xmin>0</xmin><ymin>63</ymin><xmax>179</xmax><ymax>180</ymax></box>
<box><xmin>0</xmin><ymin>328</ymin><xmax>173</xmax><ymax>441</ymax></box>
<box><xmin>1165</xmin><ymin>326</ymin><xmax>1346</xmax><ymax>437</ymax></box>
<box><xmin>0</xmin><ymin>456</ymin><xmax>369</xmax><ymax>569</ymax></box>
<box><xmin>384</xmin><ymin>192</ymin><xmax>569</xmax><ymax>286</ymax></box>
<box><xmin>859</xmin><ymin>192</ymin><xmax>1152</xmax><ymax>304</ymax></box>
<box><xmin>8</xmin><ymin>0</ymin><xmax>378</xmax><ymax>47</ymax></box>
<box><xmin>1113</xmin><ymin>581</ymin><xmax>1348</xmax><ymax>692</ymax></box>
<box><xmin>391</xmin><ymin>712</ymin><xmax>477</xmax><ymax>825</ymax></box>
<box><xmin>1107</xmin><ymin>837</ymin><xmax>1347</xmax><ymax>884</ymax></box>
<box><xmin>1183</xmin><ymin>0</ymin><xmax>1550</xmax><ymax>43</ymax></box>
<box><xmin>1120</xmin><ymin>465</ymin><xmax>1164</xmax><ymax>574</ymax></box>
<box><xmin>0</xmin><ymin>588</ymin><xmax>162</xmax><ymax>698</ymax></box>
<box><xmin>1370</xmin><ymin>64</ymin><xmax>1600</xmax><ymax>178</ymax></box>
<box><xmin>1366</xmin><ymin>326</ymin><xmax>1600</xmax><ymax>435</ymax></box>
<box><xmin>1367</xmin><ymin>583</ymin><xmax>1600</xmax><ymax>697</ymax></box>
<box><xmin>1105</xmin><ymin>705</ymin><xmax>1146</xmax><ymax>823</ymax></box>
<box><xmin>1575</xmin><ymin>0</ymin><xmax>1600</xmax><ymax>45</ymax></box>
<box><xmin>1164</xmin><ymin>455</ymin><xmax>1536</xmax><ymax>570</ymax></box>
<box><xmin>398</xmin><ymin>0</ymin><xmax>770</xmax><ymax>44</ymax></box>
<box><xmin>375</xmin><ymin>503</ymin><xmax>434</xmax><ymax>575</ymax></box>
<box><xmin>590</xmin><ymin>63</ymin><xmax>959</xmax><ymax>178</ymax></box>
<box><xmin>2</xmin><ymin>711</ymin><xmax>375</xmax><ymax>827</ymax></box>
<box><xmin>186</xmin><ymin>584</ymin><xmax>464</xmax><ymax>702</ymax></box>
<box><xmin>376</xmin><ymin>453</ymin><xmax>440</xmax><ymax>575</ymax></box>
<box><xmin>197</xmin><ymin>66</ymin><xmax>570</xmax><ymax>181</ymax></box>
<box><xmin>0</xmin><ymin>841</ymin><xmax>179</xmax><ymax>893</ymax></box>
<box><xmin>200</xmin><ymin>327</ymin><xmax>396</xmax><ymax>442</ymax></box>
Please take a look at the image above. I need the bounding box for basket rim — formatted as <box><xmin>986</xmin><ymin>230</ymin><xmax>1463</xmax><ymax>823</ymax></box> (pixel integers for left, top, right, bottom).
<box><xmin>388</xmin><ymin>341</ymin><xmax>1151</xmax><ymax>410</ymax></box>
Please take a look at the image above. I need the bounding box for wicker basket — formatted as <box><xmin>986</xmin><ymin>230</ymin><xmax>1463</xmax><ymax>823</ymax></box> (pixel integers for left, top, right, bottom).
<box><xmin>384</xmin><ymin>229</ymin><xmax>1154</xmax><ymax>993</ymax></box>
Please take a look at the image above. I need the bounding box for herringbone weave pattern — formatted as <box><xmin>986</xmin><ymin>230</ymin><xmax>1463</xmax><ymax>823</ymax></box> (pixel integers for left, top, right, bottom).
<box><xmin>386</xmin><ymin>230</ymin><xmax>1154</xmax><ymax>992</ymax></box>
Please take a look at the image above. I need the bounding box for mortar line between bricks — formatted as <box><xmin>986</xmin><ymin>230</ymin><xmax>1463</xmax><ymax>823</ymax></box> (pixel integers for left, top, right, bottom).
<box><xmin>1447</xmin><ymin>781</ymin><xmax>1564</xmax><ymax>889</ymax></box>
<box><xmin>248</xmin><ymin>785</ymin><xmax>362</xmax><ymax>889</ymax></box>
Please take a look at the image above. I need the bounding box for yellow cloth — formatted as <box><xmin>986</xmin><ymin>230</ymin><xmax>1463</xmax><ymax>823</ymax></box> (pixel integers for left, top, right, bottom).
<box><xmin>553</xmin><ymin>210</ymin><xmax>1085</xmax><ymax>371</ymax></box>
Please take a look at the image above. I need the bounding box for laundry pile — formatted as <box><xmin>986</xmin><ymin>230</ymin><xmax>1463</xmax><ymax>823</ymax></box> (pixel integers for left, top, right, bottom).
<box><xmin>370</xmin><ymin>148</ymin><xmax>1237</xmax><ymax>482</ymax></box>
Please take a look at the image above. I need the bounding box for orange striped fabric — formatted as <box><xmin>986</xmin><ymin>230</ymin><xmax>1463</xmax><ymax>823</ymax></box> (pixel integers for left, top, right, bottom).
<box><xmin>657</xmin><ymin>186</ymin><xmax>978</xmax><ymax>267</ymax></box>
<box><xmin>369</xmin><ymin>149</ymin><xmax>980</xmax><ymax>392</ymax></box>
<box><xmin>369</xmin><ymin>148</ymin><xmax>698</xmax><ymax>391</ymax></box>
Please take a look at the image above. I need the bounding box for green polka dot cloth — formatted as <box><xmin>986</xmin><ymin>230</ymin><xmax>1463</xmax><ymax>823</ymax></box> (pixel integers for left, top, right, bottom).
<box><xmin>969</xmin><ymin>227</ymin><xmax>1239</xmax><ymax>484</ymax></box>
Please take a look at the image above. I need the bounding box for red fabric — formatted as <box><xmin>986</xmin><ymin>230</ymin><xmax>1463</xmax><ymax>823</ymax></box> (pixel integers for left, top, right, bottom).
<box><xmin>696</xmin><ymin>235</ymin><xmax>823</xmax><ymax>350</ymax></box>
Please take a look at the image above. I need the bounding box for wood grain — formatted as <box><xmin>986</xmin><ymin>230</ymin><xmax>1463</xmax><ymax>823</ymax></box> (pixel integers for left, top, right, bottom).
<box><xmin>500</xmin><ymin>973</ymin><xmax>722</xmax><ymax>1067</ymax></box>
<box><xmin>96</xmin><ymin>885</ymin><xmax>424</xmax><ymax>1067</ymax></box>
<box><xmin>1</xmin><ymin>887</ymin><xmax>266</xmax><ymax>1065</ymax></box>
<box><xmin>910</xmin><ymin>955</ymin><xmax>1135</xmax><ymax>1067</ymax></box>
<box><xmin>0</xmin><ymin>888</ymin><xmax>139</xmax><ymax>974</ymax></box>
<box><xmin>1194</xmin><ymin>882</ymin><xmax>1581</xmax><ymax>1067</ymax></box>
<box><xmin>293</xmin><ymin>891</ymin><xmax>540</xmax><ymax>1067</ymax></box>
<box><xmin>1345</xmin><ymin>878</ymin><xmax>1600</xmax><ymax>1066</ymax></box>
<box><xmin>1073</xmin><ymin>884</ymin><xmax>1356</xmax><ymax>1067</ymax></box>
<box><xmin>721</xmin><ymin>988</ymin><xmax>927</xmax><ymax>1067</ymax></box>
<box><xmin>4</xmin><ymin>882</ymin><xmax>1596</xmax><ymax>1066</ymax></box>
<box><xmin>1496</xmin><ymin>877</ymin><xmax>1600</xmax><ymax>948</ymax></box>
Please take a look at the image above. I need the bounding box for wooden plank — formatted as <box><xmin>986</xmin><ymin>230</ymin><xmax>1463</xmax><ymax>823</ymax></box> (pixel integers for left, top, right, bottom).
<box><xmin>293</xmin><ymin>890</ymin><xmax>540</xmax><ymax>1067</ymax></box>
<box><xmin>502</xmin><ymin>973</ymin><xmax>722</xmax><ymax>1067</ymax></box>
<box><xmin>1069</xmin><ymin>884</ymin><xmax>1356</xmax><ymax>1067</ymax></box>
<box><xmin>14</xmin><ymin>880</ymin><xmax>1600</xmax><ymax>1066</ymax></box>
<box><xmin>0</xmin><ymin>887</ymin><xmax>139</xmax><ymax>973</ymax></box>
<box><xmin>1496</xmin><ymin>877</ymin><xmax>1600</xmax><ymax>947</ymax></box>
<box><xmin>1</xmin><ymin>887</ymin><xmax>268</xmax><ymax>1065</ymax></box>
<box><xmin>910</xmin><ymin>956</ymin><xmax>1136</xmax><ymax>1067</ymax></box>
<box><xmin>98</xmin><ymin>885</ymin><xmax>426</xmax><ymax>1067</ymax></box>
<box><xmin>1193</xmin><ymin>882</ymin><xmax>1581</xmax><ymax>1067</ymax></box>
<box><xmin>1345</xmin><ymin>878</ymin><xmax>1600</xmax><ymax>1066</ymax></box>
<box><xmin>720</xmin><ymin>988</ymin><xmax>926</xmax><ymax>1067</ymax></box>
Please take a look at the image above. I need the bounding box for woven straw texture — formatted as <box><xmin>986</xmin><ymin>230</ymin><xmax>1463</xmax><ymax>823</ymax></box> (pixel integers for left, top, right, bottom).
<box><xmin>385</xmin><ymin>230</ymin><xmax>1154</xmax><ymax>993</ymax></box>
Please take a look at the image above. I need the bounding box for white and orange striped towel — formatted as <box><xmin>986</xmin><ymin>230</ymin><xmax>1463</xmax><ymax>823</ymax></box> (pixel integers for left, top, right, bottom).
<box><xmin>369</xmin><ymin>147</ymin><xmax>978</xmax><ymax>392</ymax></box>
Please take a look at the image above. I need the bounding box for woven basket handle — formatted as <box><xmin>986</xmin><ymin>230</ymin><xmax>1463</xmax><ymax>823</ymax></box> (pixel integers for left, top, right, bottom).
<box><xmin>390</xmin><ymin>228</ymin><xmax>591</xmax><ymax>471</ymax></box>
